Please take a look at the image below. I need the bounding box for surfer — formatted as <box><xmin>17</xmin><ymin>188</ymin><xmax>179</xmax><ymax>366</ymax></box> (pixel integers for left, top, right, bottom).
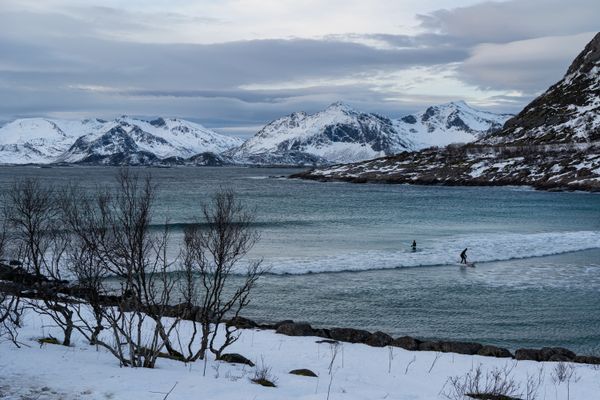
<box><xmin>411</xmin><ymin>240</ymin><xmax>417</xmax><ymax>251</ymax></box>
<box><xmin>460</xmin><ymin>248</ymin><xmax>468</xmax><ymax>264</ymax></box>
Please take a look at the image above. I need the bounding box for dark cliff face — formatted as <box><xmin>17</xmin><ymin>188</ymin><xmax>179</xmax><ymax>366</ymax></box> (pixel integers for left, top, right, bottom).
<box><xmin>490</xmin><ymin>32</ymin><xmax>600</xmax><ymax>145</ymax></box>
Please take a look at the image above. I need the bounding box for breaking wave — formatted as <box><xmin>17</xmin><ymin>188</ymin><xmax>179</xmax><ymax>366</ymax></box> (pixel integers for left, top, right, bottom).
<box><xmin>263</xmin><ymin>231</ymin><xmax>600</xmax><ymax>274</ymax></box>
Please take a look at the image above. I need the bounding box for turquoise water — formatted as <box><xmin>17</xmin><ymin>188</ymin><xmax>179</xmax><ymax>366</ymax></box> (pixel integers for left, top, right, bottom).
<box><xmin>2</xmin><ymin>166</ymin><xmax>599</xmax><ymax>352</ymax></box>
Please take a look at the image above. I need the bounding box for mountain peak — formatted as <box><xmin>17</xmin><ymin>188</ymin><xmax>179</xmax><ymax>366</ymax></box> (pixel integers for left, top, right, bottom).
<box><xmin>325</xmin><ymin>101</ymin><xmax>355</xmax><ymax>113</ymax></box>
<box><xmin>566</xmin><ymin>32</ymin><xmax>600</xmax><ymax>76</ymax></box>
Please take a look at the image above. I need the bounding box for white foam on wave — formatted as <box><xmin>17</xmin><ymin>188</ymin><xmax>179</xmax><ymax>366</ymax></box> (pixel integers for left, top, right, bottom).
<box><xmin>263</xmin><ymin>231</ymin><xmax>600</xmax><ymax>274</ymax></box>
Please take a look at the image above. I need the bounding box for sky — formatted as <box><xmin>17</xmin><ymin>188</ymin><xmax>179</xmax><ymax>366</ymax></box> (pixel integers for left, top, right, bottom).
<box><xmin>0</xmin><ymin>0</ymin><xmax>597</xmax><ymax>137</ymax></box>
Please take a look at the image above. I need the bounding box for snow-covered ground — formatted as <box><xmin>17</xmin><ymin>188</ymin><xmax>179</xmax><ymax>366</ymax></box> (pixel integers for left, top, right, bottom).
<box><xmin>1</xmin><ymin>311</ymin><xmax>598</xmax><ymax>399</ymax></box>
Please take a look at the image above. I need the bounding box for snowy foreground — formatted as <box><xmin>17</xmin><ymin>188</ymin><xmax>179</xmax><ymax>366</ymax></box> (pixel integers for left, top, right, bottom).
<box><xmin>1</xmin><ymin>311</ymin><xmax>599</xmax><ymax>400</ymax></box>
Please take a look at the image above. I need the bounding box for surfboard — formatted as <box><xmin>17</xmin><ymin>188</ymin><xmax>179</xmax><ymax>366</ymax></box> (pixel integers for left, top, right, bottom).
<box><xmin>458</xmin><ymin>262</ymin><xmax>476</xmax><ymax>268</ymax></box>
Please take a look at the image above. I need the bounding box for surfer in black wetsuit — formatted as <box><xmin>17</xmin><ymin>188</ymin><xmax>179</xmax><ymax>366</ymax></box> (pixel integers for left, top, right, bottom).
<box><xmin>411</xmin><ymin>240</ymin><xmax>417</xmax><ymax>251</ymax></box>
<box><xmin>460</xmin><ymin>248</ymin><xmax>468</xmax><ymax>264</ymax></box>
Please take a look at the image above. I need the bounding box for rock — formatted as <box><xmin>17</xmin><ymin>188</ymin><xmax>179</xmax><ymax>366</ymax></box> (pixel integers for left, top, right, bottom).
<box><xmin>466</xmin><ymin>394</ymin><xmax>521</xmax><ymax>400</ymax></box>
<box><xmin>539</xmin><ymin>347</ymin><xmax>576</xmax><ymax>362</ymax></box>
<box><xmin>316</xmin><ymin>339</ymin><xmax>339</xmax><ymax>345</ymax></box>
<box><xmin>329</xmin><ymin>327</ymin><xmax>372</xmax><ymax>343</ymax></box>
<box><xmin>289</xmin><ymin>369</ymin><xmax>318</xmax><ymax>377</ymax></box>
<box><xmin>274</xmin><ymin>320</ymin><xmax>294</xmax><ymax>329</ymax></box>
<box><xmin>574</xmin><ymin>355</ymin><xmax>600</xmax><ymax>365</ymax></box>
<box><xmin>515</xmin><ymin>348</ymin><xmax>543</xmax><ymax>361</ymax></box>
<box><xmin>218</xmin><ymin>353</ymin><xmax>255</xmax><ymax>366</ymax></box>
<box><xmin>477</xmin><ymin>345</ymin><xmax>513</xmax><ymax>358</ymax></box>
<box><xmin>251</xmin><ymin>378</ymin><xmax>276</xmax><ymax>387</ymax></box>
<box><xmin>440</xmin><ymin>341</ymin><xmax>483</xmax><ymax>355</ymax></box>
<box><xmin>314</xmin><ymin>328</ymin><xmax>331</xmax><ymax>339</ymax></box>
<box><xmin>276</xmin><ymin>322</ymin><xmax>315</xmax><ymax>337</ymax></box>
<box><xmin>391</xmin><ymin>336</ymin><xmax>421</xmax><ymax>351</ymax></box>
<box><xmin>227</xmin><ymin>316</ymin><xmax>258</xmax><ymax>329</ymax></box>
<box><xmin>418</xmin><ymin>341</ymin><xmax>443</xmax><ymax>352</ymax></box>
<box><xmin>37</xmin><ymin>337</ymin><xmax>60</xmax><ymax>346</ymax></box>
<box><xmin>365</xmin><ymin>331</ymin><xmax>393</xmax><ymax>347</ymax></box>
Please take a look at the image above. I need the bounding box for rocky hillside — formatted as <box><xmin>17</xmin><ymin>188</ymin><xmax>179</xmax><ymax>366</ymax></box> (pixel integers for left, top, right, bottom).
<box><xmin>293</xmin><ymin>33</ymin><xmax>600</xmax><ymax>191</ymax></box>
<box><xmin>0</xmin><ymin>117</ymin><xmax>242</xmax><ymax>165</ymax></box>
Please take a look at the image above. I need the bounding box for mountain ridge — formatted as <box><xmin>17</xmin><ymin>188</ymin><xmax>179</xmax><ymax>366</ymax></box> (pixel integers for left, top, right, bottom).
<box><xmin>293</xmin><ymin>32</ymin><xmax>600</xmax><ymax>192</ymax></box>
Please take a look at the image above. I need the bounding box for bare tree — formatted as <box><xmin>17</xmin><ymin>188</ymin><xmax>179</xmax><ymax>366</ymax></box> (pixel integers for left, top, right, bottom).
<box><xmin>178</xmin><ymin>189</ymin><xmax>266</xmax><ymax>362</ymax></box>
<box><xmin>61</xmin><ymin>170</ymin><xmax>182</xmax><ymax>368</ymax></box>
<box><xmin>2</xmin><ymin>178</ymin><xmax>74</xmax><ymax>346</ymax></box>
<box><xmin>0</xmin><ymin>215</ymin><xmax>23</xmax><ymax>346</ymax></box>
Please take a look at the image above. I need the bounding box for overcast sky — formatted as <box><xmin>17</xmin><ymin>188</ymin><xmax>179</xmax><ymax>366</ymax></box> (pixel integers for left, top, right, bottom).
<box><xmin>0</xmin><ymin>0</ymin><xmax>597</xmax><ymax>137</ymax></box>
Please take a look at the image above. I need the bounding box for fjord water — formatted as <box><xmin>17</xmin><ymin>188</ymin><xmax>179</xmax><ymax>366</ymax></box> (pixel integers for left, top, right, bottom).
<box><xmin>2</xmin><ymin>166</ymin><xmax>599</xmax><ymax>353</ymax></box>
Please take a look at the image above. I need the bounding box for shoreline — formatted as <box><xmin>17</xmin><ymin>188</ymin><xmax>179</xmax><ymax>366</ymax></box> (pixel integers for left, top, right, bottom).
<box><xmin>229</xmin><ymin>316</ymin><xmax>600</xmax><ymax>365</ymax></box>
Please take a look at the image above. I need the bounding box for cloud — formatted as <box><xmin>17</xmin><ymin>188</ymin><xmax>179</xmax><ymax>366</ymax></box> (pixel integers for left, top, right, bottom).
<box><xmin>0</xmin><ymin>0</ymin><xmax>598</xmax><ymax>133</ymax></box>
<box><xmin>417</xmin><ymin>0</ymin><xmax>599</xmax><ymax>44</ymax></box>
<box><xmin>457</xmin><ymin>33</ymin><xmax>597</xmax><ymax>92</ymax></box>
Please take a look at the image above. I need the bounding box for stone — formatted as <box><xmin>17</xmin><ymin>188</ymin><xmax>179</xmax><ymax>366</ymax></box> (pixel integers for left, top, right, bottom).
<box><xmin>276</xmin><ymin>322</ymin><xmax>315</xmax><ymax>337</ymax></box>
<box><xmin>391</xmin><ymin>336</ymin><xmax>421</xmax><ymax>351</ymax></box>
<box><xmin>227</xmin><ymin>316</ymin><xmax>258</xmax><ymax>329</ymax></box>
<box><xmin>539</xmin><ymin>347</ymin><xmax>576</xmax><ymax>362</ymax></box>
<box><xmin>329</xmin><ymin>327</ymin><xmax>372</xmax><ymax>343</ymax></box>
<box><xmin>477</xmin><ymin>345</ymin><xmax>513</xmax><ymax>358</ymax></box>
<box><xmin>289</xmin><ymin>369</ymin><xmax>318</xmax><ymax>377</ymax></box>
<box><xmin>515</xmin><ymin>348</ymin><xmax>543</xmax><ymax>361</ymax></box>
<box><xmin>418</xmin><ymin>341</ymin><xmax>443</xmax><ymax>352</ymax></box>
<box><xmin>218</xmin><ymin>353</ymin><xmax>255</xmax><ymax>366</ymax></box>
<box><xmin>364</xmin><ymin>331</ymin><xmax>393</xmax><ymax>347</ymax></box>
<box><xmin>440</xmin><ymin>341</ymin><xmax>483</xmax><ymax>355</ymax></box>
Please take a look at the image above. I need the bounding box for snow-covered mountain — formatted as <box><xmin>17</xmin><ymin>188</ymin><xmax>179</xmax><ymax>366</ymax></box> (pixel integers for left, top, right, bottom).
<box><xmin>394</xmin><ymin>100</ymin><xmax>512</xmax><ymax>149</ymax></box>
<box><xmin>228</xmin><ymin>102</ymin><xmax>411</xmax><ymax>165</ymax></box>
<box><xmin>230</xmin><ymin>101</ymin><xmax>511</xmax><ymax>165</ymax></box>
<box><xmin>0</xmin><ymin>117</ymin><xmax>242</xmax><ymax>165</ymax></box>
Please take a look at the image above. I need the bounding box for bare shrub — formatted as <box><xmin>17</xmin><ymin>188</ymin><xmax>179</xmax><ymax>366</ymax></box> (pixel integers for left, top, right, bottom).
<box><xmin>177</xmin><ymin>189</ymin><xmax>266</xmax><ymax>362</ymax></box>
<box><xmin>250</xmin><ymin>357</ymin><xmax>277</xmax><ymax>387</ymax></box>
<box><xmin>61</xmin><ymin>170</ymin><xmax>182</xmax><ymax>368</ymax></box>
<box><xmin>3</xmin><ymin>178</ymin><xmax>74</xmax><ymax>346</ymax></box>
<box><xmin>443</xmin><ymin>364</ymin><xmax>523</xmax><ymax>400</ymax></box>
<box><xmin>551</xmin><ymin>362</ymin><xmax>579</xmax><ymax>400</ymax></box>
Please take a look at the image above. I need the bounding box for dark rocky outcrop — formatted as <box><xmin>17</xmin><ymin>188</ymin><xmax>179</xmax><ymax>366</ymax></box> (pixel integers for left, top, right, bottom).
<box><xmin>218</xmin><ymin>353</ymin><xmax>255</xmax><ymax>366</ymax></box>
<box><xmin>440</xmin><ymin>341</ymin><xmax>483</xmax><ymax>355</ymax></box>
<box><xmin>227</xmin><ymin>316</ymin><xmax>259</xmax><ymax>329</ymax></box>
<box><xmin>329</xmin><ymin>327</ymin><xmax>372</xmax><ymax>343</ymax></box>
<box><xmin>477</xmin><ymin>345</ymin><xmax>513</xmax><ymax>358</ymax></box>
<box><xmin>539</xmin><ymin>347</ymin><xmax>576</xmax><ymax>362</ymax></box>
<box><xmin>276</xmin><ymin>322</ymin><xmax>315</xmax><ymax>337</ymax></box>
<box><xmin>574</xmin><ymin>355</ymin><xmax>600</xmax><ymax>364</ymax></box>
<box><xmin>515</xmin><ymin>348</ymin><xmax>543</xmax><ymax>362</ymax></box>
<box><xmin>418</xmin><ymin>341</ymin><xmax>443</xmax><ymax>352</ymax></box>
<box><xmin>289</xmin><ymin>369</ymin><xmax>318</xmax><ymax>377</ymax></box>
<box><xmin>364</xmin><ymin>331</ymin><xmax>393</xmax><ymax>347</ymax></box>
<box><xmin>391</xmin><ymin>336</ymin><xmax>421</xmax><ymax>351</ymax></box>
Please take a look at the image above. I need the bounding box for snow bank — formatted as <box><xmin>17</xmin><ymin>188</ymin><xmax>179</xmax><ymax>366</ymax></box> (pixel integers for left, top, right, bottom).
<box><xmin>0</xmin><ymin>310</ymin><xmax>598</xmax><ymax>399</ymax></box>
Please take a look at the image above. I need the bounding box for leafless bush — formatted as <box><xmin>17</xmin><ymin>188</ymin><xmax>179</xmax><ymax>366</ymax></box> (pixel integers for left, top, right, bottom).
<box><xmin>3</xmin><ymin>178</ymin><xmax>74</xmax><ymax>346</ymax></box>
<box><xmin>62</xmin><ymin>170</ymin><xmax>182</xmax><ymax>368</ymax></box>
<box><xmin>551</xmin><ymin>362</ymin><xmax>579</xmax><ymax>400</ymax></box>
<box><xmin>177</xmin><ymin>189</ymin><xmax>266</xmax><ymax>361</ymax></box>
<box><xmin>443</xmin><ymin>364</ymin><xmax>523</xmax><ymax>400</ymax></box>
<box><xmin>250</xmin><ymin>357</ymin><xmax>277</xmax><ymax>387</ymax></box>
<box><xmin>1</xmin><ymin>171</ymin><xmax>265</xmax><ymax>369</ymax></box>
